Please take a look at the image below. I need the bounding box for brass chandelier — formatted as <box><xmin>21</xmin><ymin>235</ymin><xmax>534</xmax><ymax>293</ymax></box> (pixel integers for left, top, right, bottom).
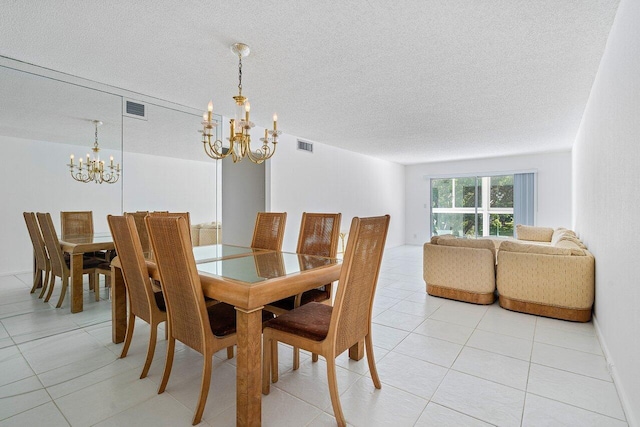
<box><xmin>200</xmin><ymin>43</ymin><xmax>281</xmax><ymax>164</ymax></box>
<box><xmin>67</xmin><ymin>120</ymin><xmax>121</xmax><ymax>184</ymax></box>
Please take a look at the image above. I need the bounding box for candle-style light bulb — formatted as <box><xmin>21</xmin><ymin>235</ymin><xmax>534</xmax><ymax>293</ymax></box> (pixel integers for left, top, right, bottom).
<box><xmin>207</xmin><ymin>101</ymin><xmax>213</xmax><ymax>112</ymax></box>
<box><xmin>207</xmin><ymin>101</ymin><xmax>213</xmax><ymax>122</ymax></box>
<box><xmin>273</xmin><ymin>113</ymin><xmax>278</xmax><ymax>131</ymax></box>
<box><xmin>245</xmin><ymin>101</ymin><xmax>250</xmax><ymax>122</ymax></box>
<box><xmin>110</xmin><ymin>156</ymin><xmax>114</xmax><ymax>167</ymax></box>
<box><xmin>70</xmin><ymin>154</ymin><xmax>74</xmax><ymax>166</ymax></box>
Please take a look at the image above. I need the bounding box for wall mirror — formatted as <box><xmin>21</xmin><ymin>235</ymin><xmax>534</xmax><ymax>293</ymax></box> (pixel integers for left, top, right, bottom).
<box><xmin>0</xmin><ymin>61</ymin><xmax>221</xmax><ymax>275</ymax></box>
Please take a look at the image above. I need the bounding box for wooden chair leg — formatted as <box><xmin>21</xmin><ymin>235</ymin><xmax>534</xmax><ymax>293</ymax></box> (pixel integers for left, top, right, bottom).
<box><xmin>271</xmin><ymin>340</ymin><xmax>279</xmax><ymax>384</ymax></box>
<box><xmin>120</xmin><ymin>313</ymin><xmax>136</xmax><ymax>358</ymax></box>
<box><xmin>38</xmin><ymin>270</ymin><xmax>50</xmax><ymax>299</ymax></box>
<box><xmin>164</xmin><ymin>322</ymin><xmax>169</xmax><ymax>340</ymax></box>
<box><xmin>365</xmin><ymin>333</ymin><xmax>381</xmax><ymax>389</ymax></box>
<box><xmin>44</xmin><ymin>274</ymin><xmax>56</xmax><ymax>302</ymax></box>
<box><xmin>55</xmin><ymin>277</ymin><xmax>68</xmax><ymax>308</ymax></box>
<box><xmin>192</xmin><ymin>355</ymin><xmax>212</xmax><ymax>425</ymax></box>
<box><xmin>327</xmin><ymin>358</ymin><xmax>346</xmax><ymax>427</ymax></box>
<box><xmin>89</xmin><ymin>273</ymin><xmax>94</xmax><ymax>291</ymax></box>
<box><xmin>226</xmin><ymin>346</ymin><xmax>234</xmax><ymax>359</ymax></box>
<box><xmin>30</xmin><ymin>269</ymin><xmax>40</xmax><ymax>293</ymax></box>
<box><xmin>140</xmin><ymin>322</ymin><xmax>158</xmax><ymax>379</ymax></box>
<box><xmin>158</xmin><ymin>337</ymin><xmax>176</xmax><ymax>394</ymax></box>
<box><xmin>262</xmin><ymin>336</ymin><xmax>271</xmax><ymax>395</ymax></box>
<box><xmin>312</xmin><ymin>353</ymin><xmax>319</xmax><ymax>363</ymax></box>
<box><xmin>94</xmin><ymin>273</ymin><xmax>101</xmax><ymax>302</ymax></box>
<box><xmin>293</xmin><ymin>346</ymin><xmax>300</xmax><ymax>370</ymax></box>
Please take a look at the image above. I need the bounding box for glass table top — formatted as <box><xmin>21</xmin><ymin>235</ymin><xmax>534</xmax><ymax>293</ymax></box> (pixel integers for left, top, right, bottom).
<box><xmin>59</xmin><ymin>232</ymin><xmax>113</xmax><ymax>244</ymax></box>
<box><xmin>197</xmin><ymin>251</ymin><xmax>340</xmax><ymax>284</ymax></box>
<box><xmin>192</xmin><ymin>244</ymin><xmax>264</xmax><ymax>264</ymax></box>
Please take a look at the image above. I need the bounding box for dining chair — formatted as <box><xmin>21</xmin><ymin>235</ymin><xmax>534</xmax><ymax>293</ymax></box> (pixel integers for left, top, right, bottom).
<box><xmin>60</xmin><ymin>210</ymin><xmax>94</xmax><ymax>237</ymax></box>
<box><xmin>61</xmin><ymin>210</ymin><xmax>113</xmax><ymax>292</ymax></box>
<box><xmin>124</xmin><ymin>211</ymin><xmax>150</xmax><ymax>255</ymax></box>
<box><xmin>23</xmin><ymin>212</ymin><xmax>51</xmax><ymax>297</ymax></box>
<box><xmin>262</xmin><ymin>215</ymin><xmax>390</xmax><ymax>427</ymax></box>
<box><xmin>250</xmin><ymin>212</ymin><xmax>287</xmax><ymax>251</ymax></box>
<box><xmin>37</xmin><ymin>212</ymin><xmax>107</xmax><ymax>307</ymax></box>
<box><xmin>264</xmin><ymin>212</ymin><xmax>341</xmax><ymax>368</ymax></box>
<box><xmin>148</xmin><ymin>211</ymin><xmax>192</xmax><ymax>243</ymax></box>
<box><xmin>146</xmin><ymin>215</ymin><xmax>272</xmax><ymax>425</ymax></box>
<box><xmin>107</xmin><ymin>215</ymin><xmax>167</xmax><ymax>378</ymax></box>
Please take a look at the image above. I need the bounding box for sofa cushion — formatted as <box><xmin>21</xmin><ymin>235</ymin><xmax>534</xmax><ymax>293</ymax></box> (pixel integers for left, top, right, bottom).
<box><xmin>500</xmin><ymin>240</ymin><xmax>585</xmax><ymax>256</ymax></box>
<box><xmin>430</xmin><ymin>234</ymin><xmax>456</xmax><ymax>244</ymax></box>
<box><xmin>551</xmin><ymin>228</ymin><xmax>577</xmax><ymax>245</ymax></box>
<box><xmin>436</xmin><ymin>237</ymin><xmax>496</xmax><ymax>259</ymax></box>
<box><xmin>554</xmin><ymin>239</ymin><xmax>586</xmax><ymax>255</ymax></box>
<box><xmin>516</xmin><ymin>225</ymin><xmax>554</xmax><ymax>242</ymax></box>
<box><xmin>558</xmin><ymin>235</ymin><xmax>587</xmax><ymax>249</ymax></box>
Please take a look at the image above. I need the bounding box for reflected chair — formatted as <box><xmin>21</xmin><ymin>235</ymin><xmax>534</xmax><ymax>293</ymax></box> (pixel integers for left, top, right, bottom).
<box><xmin>36</xmin><ymin>212</ymin><xmax>107</xmax><ymax>307</ymax></box>
<box><xmin>147</xmin><ymin>215</ymin><xmax>270</xmax><ymax>425</ymax></box>
<box><xmin>262</xmin><ymin>215</ymin><xmax>390</xmax><ymax>427</ymax></box>
<box><xmin>107</xmin><ymin>215</ymin><xmax>167</xmax><ymax>378</ymax></box>
<box><xmin>264</xmin><ymin>212</ymin><xmax>341</xmax><ymax>368</ymax></box>
<box><xmin>250</xmin><ymin>212</ymin><xmax>287</xmax><ymax>251</ymax></box>
<box><xmin>60</xmin><ymin>211</ymin><xmax>94</xmax><ymax>237</ymax></box>
<box><xmin>124</xmin><ymin>211</ymin><xmax>151</xmax><ymax>255</ymax></box>
<box><xmin>61</xmin><ymin>210</ymin><xmax>113</xmax><ymax>293</ymax></box>
<box><xmin>23</xmin><ymin>212</ymin><xmax>51</xmax><ymax>297</ymax></box>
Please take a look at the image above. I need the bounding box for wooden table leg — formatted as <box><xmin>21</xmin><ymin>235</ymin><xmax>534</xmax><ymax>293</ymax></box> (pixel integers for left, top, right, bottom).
<box><xmin>111</xmin><ymin>264</ymin><xmax>127</xmax><ymax>343</ymax></box>
<box><xmin>70</xmin><ymin>253</ymin><xmax>84</xmax><ymax>313</ymax></box>
<box><xmin>349</xmin><ymin>340</ymin><xmax>365</xmax><ymax>361</ymax></box>
<box><xmin>235</xmin><ymin>307</ymin><xmax>263</xmax><ymax>427</ymax></box>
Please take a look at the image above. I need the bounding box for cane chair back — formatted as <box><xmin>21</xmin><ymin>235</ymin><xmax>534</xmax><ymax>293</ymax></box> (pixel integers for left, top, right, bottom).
<box><xmin>37</xmin><ymin>212</ymin><xmax>103</xmax><ymax>307</ymax></box>
<box><xmin>125</xmin><ymin>211</ymin><xmax>150</xmax><ymax>255</ymax></box>
<box><xmin>146</xmin><ymin>215</ymin><xmax>239</xmax><ymax>425</ymax></box>
<box><xmin>108</xmin><ymin>215</ymin><xmax>166</xmax><ymax>378</ymax></box>
<box><xmin>23</xmin><ymin>212</ymin><xmax>51</xmax><ymax>296</ymax></box>
<box><xmin>262</xmin><ymin>215</ymin><xmax>390</xmax><ymax>427</ymax></box>
<box><xmin>251</xmin><ymin>212</ymin><xmax>287</xmax><ymax>251</ymax></box>
<box><xmin>148</xmin><ymin>211</ymin><xmax>192</xmax><ymax>242</ymax></box>
<box><xmin>60</xmin><ymin>211</ymin><xmax>94</xmax><ymax>238</ymax></box>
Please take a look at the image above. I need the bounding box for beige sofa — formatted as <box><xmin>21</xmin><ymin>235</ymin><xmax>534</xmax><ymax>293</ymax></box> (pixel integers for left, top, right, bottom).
<box><xmin>190</xmin><ymin>222</ymin><xmax>222</xmax><ymax>246</ymax></box>
<box><xmin>497</xmin><ymin>225</ymin><xmax>595</xmax><ymax>322</ymax></box>
<box><xmin>423</xmin><ymin>235</ymin><xmax>497</xmax><ymax>304</ymax></box>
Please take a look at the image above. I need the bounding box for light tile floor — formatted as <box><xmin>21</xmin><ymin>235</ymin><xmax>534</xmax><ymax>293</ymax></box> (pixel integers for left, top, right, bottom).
<box><xmin>0</xmin><ymin>246</ymin><xmax>629</xmax><ymax>426</ymax></box>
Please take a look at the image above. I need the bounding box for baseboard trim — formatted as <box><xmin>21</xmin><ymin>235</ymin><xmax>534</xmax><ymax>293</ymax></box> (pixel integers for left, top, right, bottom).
<box><xmin>593</xmin><ymin>314</ymin><xmax>637</xmax><ymax>427</ymax></box>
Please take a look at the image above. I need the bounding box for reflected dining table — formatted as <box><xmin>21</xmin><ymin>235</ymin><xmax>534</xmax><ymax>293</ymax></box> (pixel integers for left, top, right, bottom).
<box><xmin>58</xmin><ymin>232</ymin><xmax>115</xmax><ymax>313</ymax></box>
<box><xmin>110</xmin><ymin>244</ymin><xmax>353</xmax><ymax>427</ymax></box>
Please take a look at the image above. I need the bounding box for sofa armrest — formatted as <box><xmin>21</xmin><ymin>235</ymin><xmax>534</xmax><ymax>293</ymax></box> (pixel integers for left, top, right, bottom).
<box><xmin>423</xmin><ymin>243</ymin><xmax>496</xmax><ymax>294</ymax></box>
<box><xmin>497</xmin><ymin>250</ymin><xmax>594</xmax><ymax>309</ymax></box>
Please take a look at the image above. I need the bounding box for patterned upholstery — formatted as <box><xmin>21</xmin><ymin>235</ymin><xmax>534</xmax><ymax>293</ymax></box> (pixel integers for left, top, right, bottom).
<box><xmin>498</xmin><ymin>228</ymin><xmax>595</xmax><ymax>322</ymax></box>
<box><xmin>423</xmin><ymin>238</ymin><xmax>496</xmax><ymax>304</ymax></box>
<box><xmin>516</xmin><ymin>224</ymin><xmax>554</xmax><ymax>242</ymax></box>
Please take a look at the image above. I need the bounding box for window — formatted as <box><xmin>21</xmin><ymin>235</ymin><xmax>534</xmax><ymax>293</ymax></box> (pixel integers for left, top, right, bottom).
<box><xmin>431</xmin><ymin>175</ymin><xmax>516</xmax><ymax>238</ymax></box>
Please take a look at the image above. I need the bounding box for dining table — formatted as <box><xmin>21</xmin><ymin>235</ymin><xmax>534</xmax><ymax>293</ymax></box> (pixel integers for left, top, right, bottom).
<box><xmin>110</xmin><ymin>243</ymin><xmax>355</xmax><ymax>427</ymax></box>
<box><xmin>58</xmin><ymin>232</ymin><xmax>115</xmax><ymax>313</ymax></box>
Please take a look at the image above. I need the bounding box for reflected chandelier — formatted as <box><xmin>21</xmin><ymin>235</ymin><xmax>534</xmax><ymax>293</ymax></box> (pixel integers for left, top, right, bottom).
<box><xmin>200</xmin><ymin>43</ymin><xmax>281</xmax><ymax>164</ymax></box>
<box><xmin>67</xmin><ymin>120</ymin><xmax>121</xmax><ymax>184</ymax></box>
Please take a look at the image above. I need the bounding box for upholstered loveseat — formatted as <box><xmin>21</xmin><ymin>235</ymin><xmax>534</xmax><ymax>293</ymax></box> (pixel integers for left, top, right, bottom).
<box><xmin>423</xmin><ymin>235</ymin><xmax>497</xmax><ymax>304</ymax></box>
<box><xmin>190</xmin><ymin>222</ymin><xmax>222</xmax><ymax>246</ymax></box>
<box><xmin>497</xmin><ymin>225</ymin><xmax>595</xmax><ymax>322</ymax></box>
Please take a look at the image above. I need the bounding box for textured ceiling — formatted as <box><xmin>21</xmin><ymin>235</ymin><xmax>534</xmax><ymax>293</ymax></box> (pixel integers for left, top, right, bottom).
<box><xmin>1</xmin><ymin>0</ymin><xmax>620</xmax><ymax>165</ymax></box>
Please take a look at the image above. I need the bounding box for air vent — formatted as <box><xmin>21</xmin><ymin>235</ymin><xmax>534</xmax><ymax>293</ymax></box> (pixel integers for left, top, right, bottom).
<box><xmin>123</xmin><ymin>99</ymin><xmax>148</xmax><ymax>120</ymax></box>
<box><xmin>297</xmin><ymin>140</ymin><xmax>313</xmax><ymax>153</ymax></box>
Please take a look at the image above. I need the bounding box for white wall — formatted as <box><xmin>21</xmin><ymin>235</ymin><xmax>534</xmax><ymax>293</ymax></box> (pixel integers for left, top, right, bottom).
<box><xmin>0</xmin><ymin>136</ymin><xmax>121</xmax><ymax>275</ymax></box>
<box><xmin>404</xmin><ymin>151</ymin><xmax>572</xmax><ymax>244</ymax></box>
<box><xmin>268</xmin><ymin>134</ymin><xmax>405</xmax><ymax>252</ymax></box>
<box><xmin>573</xmin><ymin>0</ymin><xmax>640</xmax><ymax>423</ymax></box>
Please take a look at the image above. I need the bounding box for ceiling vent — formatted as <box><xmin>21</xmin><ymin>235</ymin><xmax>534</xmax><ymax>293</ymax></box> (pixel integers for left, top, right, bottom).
<box><xmin>123</xmin><ymin>99</ymin><xmax>147</xmax><ymax>120</ymax></box>
<box><xmin>297</xmin><ymin>140</ymin><xmax>313</xmax><ymax>153</ymax></box>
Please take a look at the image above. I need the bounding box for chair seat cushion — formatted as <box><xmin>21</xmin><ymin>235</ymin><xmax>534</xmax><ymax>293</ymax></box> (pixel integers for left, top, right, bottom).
<box><xmin>264</xmin><ymin>302</ymin><xmax>333</xmax><ymax>341</ymax></box>
<box><xmin>207</xmin><ymin>303</ymin><xmax>274</xmax><ymax>337</ymax></box>
<box><xmin>267</xmin><ymin>288</ymin><xmax>330</xmax><ymax>311</ymax></box>
<box><xmin>153</xmin><ymin>291</ymin><xmax>166</xmax><ymax>312</ymax></box>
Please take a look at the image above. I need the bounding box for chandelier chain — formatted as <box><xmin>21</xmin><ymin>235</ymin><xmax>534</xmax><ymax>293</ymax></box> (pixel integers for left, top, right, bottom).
<box><xmin>238</xmin><ymin>54</ymin><xmax>243</xmax><ymax>96</ymax></box>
